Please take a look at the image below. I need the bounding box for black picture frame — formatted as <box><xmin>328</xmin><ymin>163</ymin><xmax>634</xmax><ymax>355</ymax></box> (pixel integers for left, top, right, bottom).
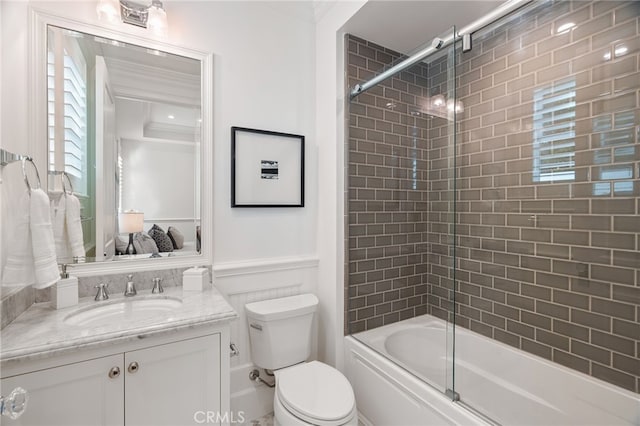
<box><xmin>231</xmin><ymin>126</ymin><xmax>305</xmax><ymax>207</ymax></box>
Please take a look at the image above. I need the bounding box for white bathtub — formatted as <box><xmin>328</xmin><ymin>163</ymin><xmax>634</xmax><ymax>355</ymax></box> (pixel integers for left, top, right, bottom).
<box><xmin>345</xmin><ymin>315</ymin><xmax>640</xmax><ymax>426</ymax></box>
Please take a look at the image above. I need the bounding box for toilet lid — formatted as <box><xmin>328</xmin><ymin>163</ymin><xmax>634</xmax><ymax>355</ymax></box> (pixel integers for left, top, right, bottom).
<box><xmin>277</xmin><ymin>361</ymin><xmax>355</xmax><ymax>424</ymax></box>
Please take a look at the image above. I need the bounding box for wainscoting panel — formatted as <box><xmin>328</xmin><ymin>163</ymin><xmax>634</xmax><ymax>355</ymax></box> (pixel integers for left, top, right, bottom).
<box><xmin>213</xmin><ymin>256</ymin><xmax>319</xmax><ymax>421</ymax></box>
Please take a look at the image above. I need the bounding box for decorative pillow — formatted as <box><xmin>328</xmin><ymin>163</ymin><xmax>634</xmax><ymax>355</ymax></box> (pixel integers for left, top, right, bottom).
<box><xmin>133</xmin><ymin>232</ymin><xmax>159</xmax><ymax>255</ymax></box>
<box><xmin>167</xmin><ymin>226</ymin><xmax>184</xmax><ymax>249</ymax></box>
<box><xmin>148</xmin><ymin>224</ymin><xmax>174</xmax><ymax>253</ymax></box>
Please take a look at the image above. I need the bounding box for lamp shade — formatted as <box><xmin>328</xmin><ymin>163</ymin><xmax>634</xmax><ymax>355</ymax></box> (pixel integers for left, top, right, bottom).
<box><xmin>119</xmin><ymin>210</ymin><xmax>144</xmax><ymax>233</ymax></box>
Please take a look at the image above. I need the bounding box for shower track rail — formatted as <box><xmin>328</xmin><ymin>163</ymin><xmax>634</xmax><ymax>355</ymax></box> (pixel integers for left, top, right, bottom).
<box><xmin>349</xmin><ymin>0</ymin><xmax>532</xmax><ymax>100</ymax></box>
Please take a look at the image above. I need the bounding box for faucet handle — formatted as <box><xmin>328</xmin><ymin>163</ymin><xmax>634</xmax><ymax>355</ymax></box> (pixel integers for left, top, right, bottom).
<box><xmin>94</xmin><ymin>283</ymin><xmax>109</xmax><ymax>301</ymax></box>
<box><xmin>152</xmin><ymin>277</ymin><xmax>164</xmax><ymax>294</ymax></box>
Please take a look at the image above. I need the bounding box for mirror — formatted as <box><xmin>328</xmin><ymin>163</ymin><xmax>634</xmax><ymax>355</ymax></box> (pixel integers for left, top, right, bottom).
<box><xmin>46</xmin><ymin>25</ymin><xmax>202</xmax><ymax>263</ymax></box>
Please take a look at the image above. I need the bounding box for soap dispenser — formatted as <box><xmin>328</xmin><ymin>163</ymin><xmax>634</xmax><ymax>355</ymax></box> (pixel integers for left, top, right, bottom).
<box><xmin>53</xmin><ymin>264</ymin><xmax>78</xmax><ymax>309</ymax></box>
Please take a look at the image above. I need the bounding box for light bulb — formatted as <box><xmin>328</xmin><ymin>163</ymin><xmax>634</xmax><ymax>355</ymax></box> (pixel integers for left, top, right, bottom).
<box><xmin>96</xmin><ymin>0</ymin><xmax>121</xmax><ymax>23</ymax></box>
<box><xmin>432</xmin><ymin>95</ymin><xmax>445</xmax><ymax>108</ymax></box>
<box><xmin>147</xmin><ymin>0</ymin><xmax>168</xmax><ymax>37</ymax></box>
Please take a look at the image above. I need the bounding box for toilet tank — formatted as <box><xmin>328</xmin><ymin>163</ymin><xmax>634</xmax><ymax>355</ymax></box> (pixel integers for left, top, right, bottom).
<box><xmin>245</xmin><ymin>294</ymin><xmax>318</xmax><ymax>370</ymax></box>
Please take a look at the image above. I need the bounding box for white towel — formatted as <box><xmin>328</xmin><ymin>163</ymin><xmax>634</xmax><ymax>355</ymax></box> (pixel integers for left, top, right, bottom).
<box><xmin>30</xmin><ymin>188</ymin><xmax>60</xmax><ymax>289</ymax></box>
<box><xmin>49</xmin><ymin>192</ymin><xmax>85</xmax><ymax>262</ymax></box>
<box><xmin>65</xmin><ymin>193</ymin><xmax>85</xmax><ymax>259</ymax></box>
<box><xmin>2</xmin><ymin>191</ymin><xmax>35</xmax><ymax>287</ymax></box>
<box><xmin>50</xmin><ymin>191</ymin><xmax>70</xmax><ymax>261</ymax></box>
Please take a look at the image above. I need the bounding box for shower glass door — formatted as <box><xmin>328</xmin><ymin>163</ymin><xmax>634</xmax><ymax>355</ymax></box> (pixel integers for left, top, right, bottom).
<box><xmin>346</xmin><ymin>26</ymin><xmax>458</xmax><ymax>397</ymax></box>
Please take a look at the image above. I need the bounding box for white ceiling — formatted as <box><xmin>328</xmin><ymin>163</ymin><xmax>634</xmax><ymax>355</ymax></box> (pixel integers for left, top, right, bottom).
<box><xmin>344</xmin><ymin>0</ymin><xmax>505</xmax><ymax>54</ymax></box>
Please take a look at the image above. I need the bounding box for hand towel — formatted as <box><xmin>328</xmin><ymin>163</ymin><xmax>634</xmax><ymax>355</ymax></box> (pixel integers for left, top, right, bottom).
<box><xmin>30</xmin><ymin>188</ymin><xmax>60</xmax><ymax>289</ymax></box>
<box><xmin>65</xmin><ymin>193</ymin><xmax>85</xmax><ymax>259</ymax></box>
<box><xmin>50</xmin><ymin>191</ymin><xmax>70</xmax><ymax>261</ymax></box>
<box><xmin>2</xmin><ymin>191</ymin><xmax>35</xmax><ymax>287</ymax></box>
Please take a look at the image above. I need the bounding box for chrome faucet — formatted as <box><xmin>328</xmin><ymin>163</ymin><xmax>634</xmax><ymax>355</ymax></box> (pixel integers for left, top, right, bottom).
<box><xmin>151</xmin><ymin>277</ymin><xmax>164</xmax><ymax>294</ymax></box>
<box><xmin>94</xmin><ymin>283</ymin><xmax>109</xmax><ymax>301</ymax></box>
<box><xmin>124</xmin><ymin>274</ymin><xmax>137</xmax><ymax>297</ymax></box>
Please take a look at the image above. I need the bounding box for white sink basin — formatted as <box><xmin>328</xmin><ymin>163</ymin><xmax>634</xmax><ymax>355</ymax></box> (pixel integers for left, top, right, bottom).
<box><xmin>64</xmin><ymin>296</ymin><xmax>182</xmax><ymax>327</ymax></box>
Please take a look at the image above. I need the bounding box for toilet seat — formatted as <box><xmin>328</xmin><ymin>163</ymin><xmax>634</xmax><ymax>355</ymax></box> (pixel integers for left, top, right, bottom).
<box><xmin>276</xmin><ymin>361</ymin><xmax>356</xmax><ymax>425</ymax></box>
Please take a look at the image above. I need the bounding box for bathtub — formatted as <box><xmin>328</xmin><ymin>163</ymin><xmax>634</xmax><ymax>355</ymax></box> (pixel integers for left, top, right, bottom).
<box><xmin>345</xmin><ymin>315</ymin><xmax>640</xmax><ymax>426</ymax></box>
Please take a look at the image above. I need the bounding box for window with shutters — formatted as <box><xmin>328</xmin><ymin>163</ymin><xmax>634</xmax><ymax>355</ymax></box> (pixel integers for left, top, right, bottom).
<box><xmin>47</xmin><ymin>36</ymin><xmax>88</xmax><ymax>196</ymax></box>
<box><xmin>532</xmin><ymin>79</ymin><xmax>576</xmax><ymax>183</ymax></box>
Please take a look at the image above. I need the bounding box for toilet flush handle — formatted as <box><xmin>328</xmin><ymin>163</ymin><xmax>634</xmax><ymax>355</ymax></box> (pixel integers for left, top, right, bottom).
<box><xmin>230</xmin><ymin>343</ymin><xmax>240</xmax><ymax>357</ymax></box>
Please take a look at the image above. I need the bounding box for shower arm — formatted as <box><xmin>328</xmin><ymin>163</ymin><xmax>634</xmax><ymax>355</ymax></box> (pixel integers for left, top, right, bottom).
<box><xmin>349</xmin><ymin>0</ymin><xmax>532</xmax><ymax>100</ymax></box>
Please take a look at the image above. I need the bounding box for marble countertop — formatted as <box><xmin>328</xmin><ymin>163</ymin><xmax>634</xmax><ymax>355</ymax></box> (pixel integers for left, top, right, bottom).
<box><xmin>0</xmin><ymin>286</ymin><xmax>237</xmax><ymax>364</ymax></box>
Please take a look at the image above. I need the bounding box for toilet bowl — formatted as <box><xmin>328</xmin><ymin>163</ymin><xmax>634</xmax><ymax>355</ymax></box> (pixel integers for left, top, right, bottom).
<box><xmin>273</xmin><ymin>361</ymin><xmax>357</xmax><ymax>426</ymax></box>
<box><xmin>245</xmin><ymin>294</ymin><xmax>357</xmax><ymax>426</ymax></box>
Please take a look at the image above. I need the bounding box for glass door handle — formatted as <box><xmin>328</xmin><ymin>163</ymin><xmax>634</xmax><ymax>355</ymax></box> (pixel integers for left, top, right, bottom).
<box><xmin>0</xmin><ymin>387</ymin><xmax>28</xmax><ymax>420</ymax></box>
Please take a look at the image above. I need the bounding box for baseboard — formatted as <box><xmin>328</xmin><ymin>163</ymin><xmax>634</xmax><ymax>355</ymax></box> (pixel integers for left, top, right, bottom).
<box><xmin>230</xmin><ymin>363</ymin><xmax>274</xmax><ymax>422</ymax></box>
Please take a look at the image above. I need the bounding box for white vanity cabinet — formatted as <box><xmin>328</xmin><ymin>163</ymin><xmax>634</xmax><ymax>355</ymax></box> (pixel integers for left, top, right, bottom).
<box><xmin>1</xmin><ymin>354</ymin><xmax>124</xmax><ymax>425</ymax></box>
<box><xmin>1</xmin><ymin>326</ymin><xmax>229</xmax><ymax>426</ymax></box>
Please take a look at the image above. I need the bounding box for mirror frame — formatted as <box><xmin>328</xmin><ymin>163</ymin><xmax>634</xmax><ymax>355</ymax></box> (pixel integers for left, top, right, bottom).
<box><xmin>29</xmin><ymin>8</ymin><xmax>213</xmax><ymax>277</ymax></box>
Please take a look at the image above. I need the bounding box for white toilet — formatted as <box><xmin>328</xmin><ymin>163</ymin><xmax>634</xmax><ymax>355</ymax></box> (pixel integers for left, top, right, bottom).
<box><xmin>245</xmin><ymin>294</ymin><xmax>357</xmax><ymax>426</ymax></box>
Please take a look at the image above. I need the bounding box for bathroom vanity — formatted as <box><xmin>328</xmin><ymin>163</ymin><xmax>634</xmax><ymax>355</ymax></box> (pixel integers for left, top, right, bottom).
<box><xmin>0</xmin><ymin>287</ymin><xmax>237</xmax><ymax>425</ymax></box>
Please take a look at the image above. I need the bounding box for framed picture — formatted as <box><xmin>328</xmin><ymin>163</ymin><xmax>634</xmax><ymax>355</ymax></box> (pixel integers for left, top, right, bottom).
<box><xmin>231</xmin><ymin>126</ymin><xmax>305</xmax><ymax>207</ymax></box>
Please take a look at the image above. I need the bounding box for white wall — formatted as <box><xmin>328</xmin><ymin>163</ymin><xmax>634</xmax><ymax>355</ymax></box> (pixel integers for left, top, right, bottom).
<box><xmin>1</xmin><ymin>0</ymin><xmax>317</xmax><ymax>264</ymax></box>
<box><xmin>0</xmin><ymin>0</ymin><xmax>319</xmax><ymax>419</ymax></box>
<box><xmin>1</xmin><ymin>0</ymin><xmax>372</xmax><ymax>419</ymax></box>
<box><xmin>315</xmin><ymin>0</ymin><xmax>366</xmax><ymax>370</ymax></box>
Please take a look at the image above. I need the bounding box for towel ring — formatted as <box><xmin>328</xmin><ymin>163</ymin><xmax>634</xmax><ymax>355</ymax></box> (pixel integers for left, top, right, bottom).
<box><xmin>49</xmin><ymin>170</ymin><xmax>74</xmax><ymax>195</ymax></box>
<box><xmin>62</xmin><ymin>171</ymin><xmax>74</xmax><ymax>195</ymax></box>
<box><xmin>21</xmin><ymin>157</ymin><xmax>41</xmax><ymax>193</ymax></box>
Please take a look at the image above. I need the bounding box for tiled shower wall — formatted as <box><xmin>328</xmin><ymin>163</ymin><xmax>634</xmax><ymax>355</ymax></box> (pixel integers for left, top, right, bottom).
<box><xmin>347</xmin><ymin>36</ymin><xmax>442</xmax><ymax>332</ymax></box>
<box><xmin>347</xmin><ymin>0</ymin><xmax>639</xmax><ymax>393</ymax></box>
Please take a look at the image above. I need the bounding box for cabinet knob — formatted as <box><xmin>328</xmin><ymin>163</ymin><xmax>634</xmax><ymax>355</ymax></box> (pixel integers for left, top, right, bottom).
<box><xmin>0</xmin><ymin>387</ymin><xmax>28</xmax><ymax>420</ymax></box>
<box><xmin>108</xmin><ymin>366</ymin><xmax>121</xmax><ymax>379</ymax></box>
<box><xmin>128</xmin><ymin>362</ymin><xmax>139</xmax><ymax>374</ymax></box>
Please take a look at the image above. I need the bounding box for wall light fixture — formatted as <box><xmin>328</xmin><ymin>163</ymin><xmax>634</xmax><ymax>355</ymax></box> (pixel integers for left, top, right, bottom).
<box><xmin>97</xmin><ymin>0</ymin><xmax>168</xmax><ymax>36</ymax></box>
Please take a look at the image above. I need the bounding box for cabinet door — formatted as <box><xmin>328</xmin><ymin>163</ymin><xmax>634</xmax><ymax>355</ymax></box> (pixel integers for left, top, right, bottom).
<box><xmin>124</xmin><ymin>334</ymin><xmax>221</xmax><ymax>426</ymax></box>
<box><xmin>0</xmin><ymin>354</ymin><xmax>123</xmax><ymax>426</ymax></box>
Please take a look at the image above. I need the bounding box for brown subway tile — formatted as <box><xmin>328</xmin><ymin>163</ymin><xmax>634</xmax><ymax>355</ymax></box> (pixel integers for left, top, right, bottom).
<box><xmin>612</xmin><ymin>250</ymin><xmax>640</xmax><ymax>268</ymax></box>
<box><xmin>592</xmin><ymin>297</ymin><xmax>636</xmax><ymax>322</ymax></box>
<box><xmin>553</xmin><ymin>349</ymin><xmax>590</xmax><ymax>374</ymax></box>
<box><xmin>571</xmin><ymin>247</ymin><xmax>611</xmax><ymax>264</ymax></box>
<box><xmin>571</xmin><ymin>215</ymin><xmax>611</xmax><ymax>230</ymax></box>
<box><xmin>592</xmin><ymin>56</ymin><xmax>636</xmax><ymax>83</ymax></box>
<box><xmin>612</xmin><ymin>285</ymin><xmax>640</xmax><ymax>305</ymax></box>
<box><xmin>553</xmin><ymin>230</ymin><xmax>589</xmax><ymax>246</ymax></box>
<box><xmin>593</xmin><ymin>92</ymin><xmax>637</xmax><ymax>116</ymax></box>
<box><xmin>613</xmin><ymin>216</ymin><xmax>640</xmax><ymax>232</ymax></box>
<box><xmin>612</xmin><ymin>354</ymin><xmax>640</xmax><ymax>384</ymax></box>
<box><xmin>591</xmin><ymin>199</ymin><xmax>636</xmax><ymax>215</ymax></box>
<box><xmin>553</xmin><ymin>319</ymin><xmax>589</xmax><ymax>341</ymax></box>
<box><xmin>612</xmin><ymin>318</ymin><xmax>640</xmax><ymax>341</ymax></box>
<box><xmin>591</xmin><ymin>264</ymin><xmax>635</xmax><ymax>285</ymax></box>
<box><xmin>537</xmin><ymin>329</ymin><xmax>569</xmax><ymax>351</ymax></box>
<box><xmin>592</xmin><ymin>20</ymin><xmax>637</xmax><ymax>49</ymax></box>
<box><xmin>591</xmin><ymin>232</ymin><xmax>635</xmax><ymax>250</ymax></box>
<box><xmin>536</xmin><ymin>244</ymin><xmax>570</xmax><ymax>260</ymax></box>
<box><xmin>522</xmin><ymin>338</ymin><xmax>552</xmax><ymax>360</ymax></box>
<box><xmin>554</xmin><ymin>200</ymin><xmax>591</xmax><ymax>214</ymax></box>
<box><xmin>592</xmin><ymin>364</ymin><xmax>636</xmax><ymax>393</ymax></box>
<box><xmin>552</xmin><ymin>260</ymin><xmax>589</xmax><ymax>278</ymax></box>
<box><xmin>570</xmin><ymin>278</ymin><xmax>611</xmax><ymax>298</ymax></box>
<box><xmin>572</xmin><ymin>340</ymin><xmax>611</xmax><ymax>365</ymax></box>
<box><xmin>553</xmin><ymin>39</ymin><xmax>591</xmax><ymax>63</ymax></box>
